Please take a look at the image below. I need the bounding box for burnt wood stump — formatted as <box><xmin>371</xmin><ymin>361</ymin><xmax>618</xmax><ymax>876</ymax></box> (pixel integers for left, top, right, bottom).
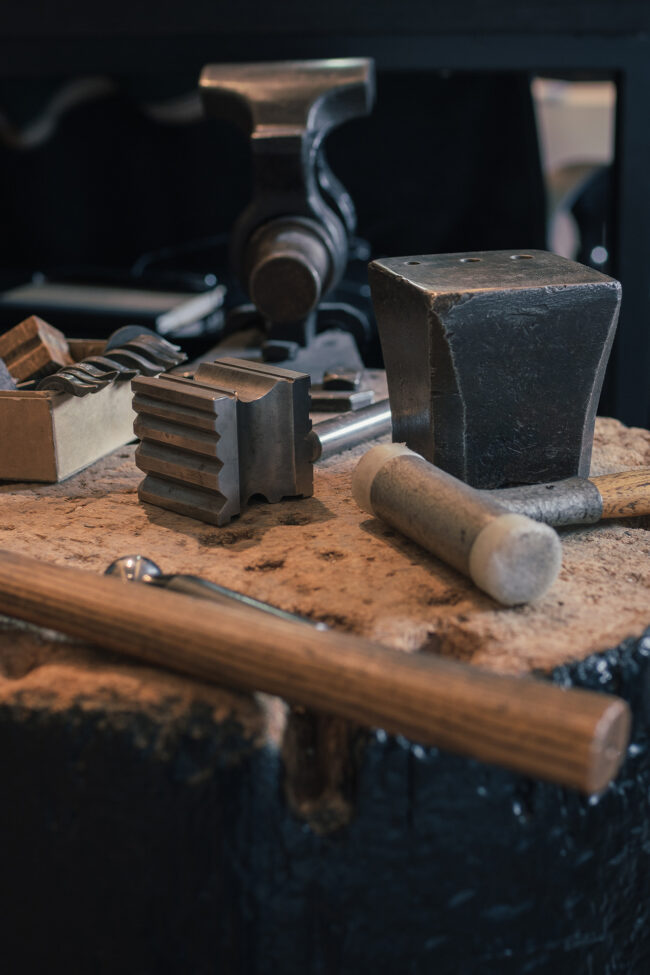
<box><xmin>1</xmin><ymin>630</ymin><xmax>649</xmax><ymax>974</ymax></box>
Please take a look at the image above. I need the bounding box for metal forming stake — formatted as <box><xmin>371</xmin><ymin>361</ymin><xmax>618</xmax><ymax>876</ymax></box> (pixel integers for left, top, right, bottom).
<box><xmin>370</xmin><ymin>250</ymin><xmax>621</xmax><ymax>488</ymax></box>
<box><xmin>133</xmin><ymin>357</ymin><xmax>393</xmax><ymax>525</ymax></box>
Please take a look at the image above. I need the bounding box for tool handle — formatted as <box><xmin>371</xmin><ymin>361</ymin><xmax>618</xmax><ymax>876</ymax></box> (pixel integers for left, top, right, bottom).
<box><xmin>590</xmin><ymin>469</ymin><xmax>650</xmax><ymax>518</ymax></box>
<box><xmin>162</xmin><ymin>574</ymin><xmax>327</xmax><ymax>629</ymax></box>
<box><xmin>0</xmin><ymin>548</ymin><xmax>629</xmax><ymax>794</ymax></box>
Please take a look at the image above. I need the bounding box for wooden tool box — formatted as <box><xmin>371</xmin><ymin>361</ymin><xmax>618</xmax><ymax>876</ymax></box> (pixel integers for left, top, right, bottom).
<box><xmin>0</xmin><ymin>340</ymin><xmax>136</xmax><ymax>482</ymax></box>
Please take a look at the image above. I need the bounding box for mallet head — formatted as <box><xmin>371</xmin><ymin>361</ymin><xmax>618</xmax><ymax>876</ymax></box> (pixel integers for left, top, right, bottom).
<box><xmin>353</xmin><ymin>444</ymin><xmax>563</xmax><ymax>606</ymax></box>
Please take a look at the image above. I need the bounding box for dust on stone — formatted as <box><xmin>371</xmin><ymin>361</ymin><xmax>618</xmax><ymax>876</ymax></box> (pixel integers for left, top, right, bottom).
<box><xmin>0</xmin><ymin>414</ymin><xmax>649</xmax><ymax>709</ymax></box>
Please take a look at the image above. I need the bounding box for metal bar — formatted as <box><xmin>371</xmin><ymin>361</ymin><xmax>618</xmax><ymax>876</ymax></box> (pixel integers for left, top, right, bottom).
<box><xmin>312</xmin><ymin>399</ymin><xmax>392</xmax><ymax>460</ymax></box>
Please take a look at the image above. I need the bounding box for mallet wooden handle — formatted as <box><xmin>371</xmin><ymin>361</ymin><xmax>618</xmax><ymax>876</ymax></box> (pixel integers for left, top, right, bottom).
<box><xmin>590</xmin><ymin>469</ymin><xmax>650</xmax><ymax>519</ymax></box>
<box><xmin>0</xmin><ymin>548</ymin><xmax>630</xmax><ymax>793</ymax></box>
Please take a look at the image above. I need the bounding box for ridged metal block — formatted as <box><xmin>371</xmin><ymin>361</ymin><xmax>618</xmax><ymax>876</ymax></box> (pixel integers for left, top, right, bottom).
<box><xmin>195</xmin><ymin>358</ymin><xmax>313</xmax><ymax>504</ymax></box>
<box><xmin>132</xmin><ymin>374</ymin><xmax>240</xmax><ymax>526</ymax></box>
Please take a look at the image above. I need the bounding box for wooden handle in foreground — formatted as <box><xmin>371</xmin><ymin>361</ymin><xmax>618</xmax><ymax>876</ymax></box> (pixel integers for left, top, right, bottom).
<box><xmin>0</xmin><ymin>549</ymin><xmax>630</xmax><ymax>793</ymax></box>
<box><xmin>591</xmin><ymin>469</ymin><xmax>650</xmax><ymax>519</ymax></box>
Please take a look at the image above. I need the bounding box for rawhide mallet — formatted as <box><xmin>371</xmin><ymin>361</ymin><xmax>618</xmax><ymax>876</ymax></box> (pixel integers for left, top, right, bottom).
<box><xmin>353</xmin><ymin>444</ymin><xmax>563</xmax><ymax>605</ymax></box>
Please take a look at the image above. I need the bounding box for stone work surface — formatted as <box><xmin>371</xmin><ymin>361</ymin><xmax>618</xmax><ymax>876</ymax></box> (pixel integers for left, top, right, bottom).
<box><xmin>0</xmin><ymin>402</ymin><xmax>648</xmax><ymax>697</ymax></box>
<box><xmin>1</xmin><ymin>381</ymin><xmax>650</xmax><ymax>974</ymax></box>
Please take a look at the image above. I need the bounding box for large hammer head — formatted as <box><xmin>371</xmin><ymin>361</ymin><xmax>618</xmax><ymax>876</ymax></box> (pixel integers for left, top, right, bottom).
<box><xmin>369</xmin><ymin>250</ymin><xmax>621</xmax><ymax>488</ymax></box>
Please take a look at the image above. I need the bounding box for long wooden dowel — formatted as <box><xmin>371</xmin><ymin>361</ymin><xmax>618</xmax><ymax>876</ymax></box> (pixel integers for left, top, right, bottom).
<box><xmin>0</xmin><ymin>548</ymin><xmax>630</xmax><ymax>793</ymax></box>
<box><xmin>590</xmin><ymin>469</ymin><xmax>650</xmax><ymax>519</ymax></box>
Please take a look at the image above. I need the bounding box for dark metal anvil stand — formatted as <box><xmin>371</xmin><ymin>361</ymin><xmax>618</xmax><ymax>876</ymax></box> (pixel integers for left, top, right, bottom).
<box><xmin>199</xmin><ymin>58</ymin><xmax>375</xmax><ymax>373</ymax></box>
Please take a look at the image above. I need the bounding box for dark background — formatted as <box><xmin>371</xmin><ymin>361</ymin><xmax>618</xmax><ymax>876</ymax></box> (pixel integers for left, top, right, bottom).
<box><xmin>0</xmin><ymin>2</ymin><xmax>646</xmax><ymax>424</ymax></box>
<box><xmin>0</xmin><ymin>73</ymin><xmax>545</xmax><ymax>278</ymax></box>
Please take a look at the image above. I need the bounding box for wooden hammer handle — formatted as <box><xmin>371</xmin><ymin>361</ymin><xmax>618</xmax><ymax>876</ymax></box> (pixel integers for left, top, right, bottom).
<box><xmin>0</xmin><ymin>548</ymin><xmax>630</xmax><ymax>794</ymax></box>
<box><xmin>590</xmin><ymin>469</ymin><xmax>650</xmax><ymax>519</ymax></box>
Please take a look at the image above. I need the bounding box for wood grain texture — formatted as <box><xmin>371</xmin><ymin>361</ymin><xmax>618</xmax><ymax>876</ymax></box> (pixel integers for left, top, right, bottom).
<box><xmin>0</xmin><ymin>315</ymin><xmax>72</xmax><ymax>382</ymax></box>
<box><xmin>0</xmin><ymin>548</ymin><xmax>630</xmax><ymax>793</ymax></box>
<box><xmin>591</xmin><ymin>469</ymin><xmax>650</xmax><ymax>518</ymax></box>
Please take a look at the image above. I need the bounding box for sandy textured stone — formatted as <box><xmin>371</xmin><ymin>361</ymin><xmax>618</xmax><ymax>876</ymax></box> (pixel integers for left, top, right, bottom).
<box><xmin>1</xmin><ymin>365</ymin><xmax>648</xmax><ymax>962</ymax></box>
<box><xmin>0</xmin><ymin>372</ymin><xmax>649</xmax><ymax>831</ymax></box>
<box><xmin>0</xmin><ymin>377</ymin><xmax>648</xmax><ymax>722</ymax></box>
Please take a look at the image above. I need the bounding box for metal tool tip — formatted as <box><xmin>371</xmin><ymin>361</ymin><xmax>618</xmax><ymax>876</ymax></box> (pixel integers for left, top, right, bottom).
<box><xmin>105</xmin><ymin>555</ymin><xmax>163</xmax><ymax>584</ymax></box>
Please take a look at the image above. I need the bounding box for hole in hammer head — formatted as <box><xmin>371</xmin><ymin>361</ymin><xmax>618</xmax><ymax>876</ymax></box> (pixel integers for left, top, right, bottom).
<box><xmin>460</xmin><ymin>257</ymin><xmax>481</xmax><ymax>263</ymax></box>
<box><xmin>510</xmin><ymin>254</ymin><xmax>533</xmax><ymax>260</ymax></box>
<box><xmin>405</xmin><ymin>261</ymin><xmax>421</xmax><ymax>265</ymax></box>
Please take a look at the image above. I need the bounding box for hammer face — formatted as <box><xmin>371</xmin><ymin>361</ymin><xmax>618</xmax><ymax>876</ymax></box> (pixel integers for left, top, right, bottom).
<box><xmin>370</xmin><ymin>250</ymin><xmax>621</xmax><ymax>488</ymax></box>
